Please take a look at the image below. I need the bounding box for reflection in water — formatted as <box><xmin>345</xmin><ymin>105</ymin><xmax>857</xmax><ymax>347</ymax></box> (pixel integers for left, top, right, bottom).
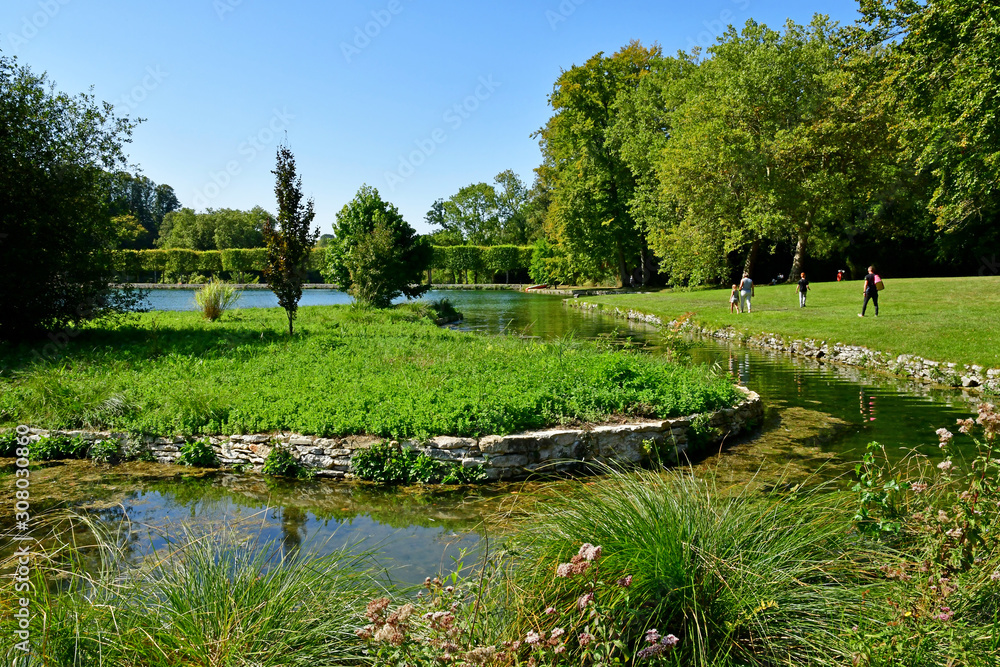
<box><xmin>10</xmin><ymin>289</ymin><xmax>983</xmax><ymax>581</ymax></box>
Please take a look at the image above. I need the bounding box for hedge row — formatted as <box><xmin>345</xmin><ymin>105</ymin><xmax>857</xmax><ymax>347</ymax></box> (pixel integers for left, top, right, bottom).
<box><xmin>114</xmin><ymin>246</ymin><xmax>534</xmax><ymax>278</ymax></box>
<box><xmin>429</xmin><ymin>245</ymin><xmax>533</xmax><ymax>273</ymax></box>
<box><xmin>114</xmin><ymin>248</ymin><xmax>327</xmax><ymax>276</ymax></box>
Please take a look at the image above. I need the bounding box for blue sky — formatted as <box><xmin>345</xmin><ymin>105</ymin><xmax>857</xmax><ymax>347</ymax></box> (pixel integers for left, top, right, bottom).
<box><xmin>2</xmin><ymin>0</ymin><xmax>861</xmax><ymax>235</ymax></box>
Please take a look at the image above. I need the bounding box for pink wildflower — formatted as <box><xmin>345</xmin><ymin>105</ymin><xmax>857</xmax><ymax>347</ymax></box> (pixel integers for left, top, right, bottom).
<box><xmin>556</xmin><ymin>563</ymin><xmax>574</xmax><ymax>578</ymax></box>
<box><xmin>937</xmin><ymin>460</ymin><xmax>953</xmax><ymax>472</ymax></box>
<box><xmin>663</xmin><ymin>634</ymin><xmax>679</xmax><ymax>647</ymax></box>
<box><xmin>578</xmin><ymin>543</ymin><xmax>603</xmax><ymax>562</ymax></box>
<box><xmin>645</xmin><ymin>629</ymin><xmax>661</xmax><ymax>644</ymax></box>
<box><xmin>618</xmin><ymin>574</ymin><xmax>633</xmax><ymax>588</ymax></box>
<box><xmin>578</xmin><ymin>632</ymin><xmax>594</xmax><ymax>647</ymax></box>
<box><xmin>577</xmin><ymin>592</ymin><xmax>594</xmax><ymax>610</ymax></box>
<box><xmin>946</xmin><ymin>527</ymin><xmax>964</xmax><ymax>540</ymax></box>
<box><xmin>937</xmin><ymin>606</ymin><xmax>954</xmax><ymax>622</ymax></box>
<box><xmin>525</xmin><ymin>630</ymin><xmax>542</xmax><ymax>645</ymax></box>
<box><xmin>550</xmin><ymin>627</ymin><xmax>565</xmax><ymax>639</ymax></box>
<box><xmin>991</xmin><ymin>571</ymin><xmax>1000</xmax><ymax>582</ymax></box>
<box><xmin>544</xmin><ymin>606</ymin><xmax>557</xmax><ymax>615</ymax></box>
<box><xmin>936</xmin><ymin>428</ymin><xmax>953</xmax><ymax>446</ymax></box>
<box><xmin>911</xmin><ymin>481</ymin><xmax>928</xmax><ymax>493</ymax></box>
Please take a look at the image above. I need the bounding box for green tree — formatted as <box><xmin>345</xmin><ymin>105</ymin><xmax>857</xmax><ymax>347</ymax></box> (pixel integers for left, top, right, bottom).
<box><xmin>265</xmin><ymin>144</ymin><xmax>319</xmax><ymax>335</ymax></box>
<box><xmin>536</xmin><ymin>41</ymin><xmax>662</xmax><ymax>286</ymax></box>
<box><xmin>441</xmin><ymin>182</ymin><xmax>499</xmax><ymax>245</ymax></box>
<box><xmin>0</xmin><ymin>54</ymin><xmax>143</xmax><ymax>340</ymax></box>
<box><xmin>212</xmin><ymin>206</ymin><xmax>269</xmax><ymax>249</ymax></box>
<box><xmin>324</xmin><ymin>185</ymin><xmax>431</xmax><ymax>308</ymax></box>
<box><xmin>854</xmin><ymin>0</ymin><xmax>1000</xmax><ymax>230</ymax></box>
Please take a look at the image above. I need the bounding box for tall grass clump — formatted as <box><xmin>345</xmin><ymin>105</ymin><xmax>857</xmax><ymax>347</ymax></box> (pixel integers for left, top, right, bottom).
<box><xmin>504</xmin><ymin>468</ymin><xmax>882</xmax><ymax>666</ymax></box>
<box><xmin>0</xmin><ymin>513</ymin><xmax>378</xmax><ymax>667</ymax></box>
<box><xmin>194</xmin><ymin>278</ymin><xmax>240</xmax><ymax>321</ymax></box>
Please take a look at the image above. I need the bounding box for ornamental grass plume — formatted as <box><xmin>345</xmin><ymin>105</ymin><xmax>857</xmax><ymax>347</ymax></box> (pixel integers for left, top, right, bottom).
<box><xmin>194</xmin><ymin>277</ymin><xmax>240</xmax><ymax>321</ymax></box>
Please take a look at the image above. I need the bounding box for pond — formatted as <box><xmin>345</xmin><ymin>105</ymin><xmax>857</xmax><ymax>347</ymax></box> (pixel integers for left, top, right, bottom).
<box><xmin>12</xmin><ymin>288</ymin><xmax>981</xmax><ymax>584</ymax></box>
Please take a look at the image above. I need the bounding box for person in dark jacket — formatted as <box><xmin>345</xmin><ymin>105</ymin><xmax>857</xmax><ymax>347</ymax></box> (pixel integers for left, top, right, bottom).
<box><xmin>859</xmin><ymin>266</ymin><xmax>879</xmax><ymax>317</ymax></box>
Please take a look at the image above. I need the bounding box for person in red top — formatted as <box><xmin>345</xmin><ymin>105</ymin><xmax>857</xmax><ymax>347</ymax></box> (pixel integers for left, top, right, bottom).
<box><xmin>859</xmin><ymin>266</ymin><xmax>879</xmax><ymax>317</ymax></box>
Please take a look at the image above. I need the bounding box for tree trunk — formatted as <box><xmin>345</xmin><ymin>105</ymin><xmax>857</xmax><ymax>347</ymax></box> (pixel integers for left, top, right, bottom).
<box><xmin>287</xmin><ymin>311</ymin><xmax>294</xmax><ymax>336</ymax></box>
<box><xmin>616</xmin><ymin>242</ymin><xmax>628</xmax><ymax>288</ymax></box>
<box><xmin>427</xmin><ymin>268</ymin><xmax>432</xmax><ymax>286</ymax></box>
<box><xmin>743</xmin><ymin>239</ymin><xmax>760</xmax><ymax>277</ymax></box>
<box><xmin>789</xmin><ymin>225</ymin><xmax>810</xmax><ymax>281</ymax></box>
<box><xmin>640</xmin><ymin>236</ymin><xmax>652</xmax><ymax>286</ymax></box>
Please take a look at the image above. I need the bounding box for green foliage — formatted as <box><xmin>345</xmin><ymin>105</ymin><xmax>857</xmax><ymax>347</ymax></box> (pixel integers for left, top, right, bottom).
<box><xmin>194</xmin><ymin>279</ymin><xmax>240</xmax><ymax>321</ymax></box>
<box><xmin>88</xmin><ymin>438</ymin><xmax>122</xmax><ymax>464</ymax></box>
<box><xmin>163</xmin><ymin>249</ymin><xmax>200</xmax><ymax>282</ymax></box>
<box><xmin>176</xmin><ymin>438</ymin><xmax>219</xmax><ymax>468</ymax></box>
<box><xmin>446</xmin><ymin>246</ymin><xmax>482</xmax><ymax>283</ymax></box>
<box><xmin>352</xmin><ymin>441</ymin><xmax>488</xmax><ymax>485</ymax></box>
<box><xmin>325</xmin><ymin>184</ymin><xmax>431</xmax><ymax>307</ymax></box>
<box><xmin>536</xmin><ymin>41</ymin><xmax>662</xmax><ymax>287</ymax></box>
<box><xmin>198</xmin><ymin>250</ymin><xmax>223</xmax><ymax>273</ymax></box>
<box><xmin>0</xmin><ymin>430</ymin><xmax>19</xmax><ymax>457</ymax></box>
<box><xmin>852</xmin><ymin>441</ymin><xmax>906</xmax><ymax>536</ymax></box>
<box><xmin>29</xmin><ymin>434</ymin><xmax>91</xmax><ymax>461</ymax></box>
<box><xmin>855</xmin><ymin>0</ymin><xmax>1000</xmax><ymax>229</ymax></box>
<box><xmin>140</xmin><ymin>249</ymin><xmax>170</xmax><ymax>272</ymax></box>
<box><xmin>221</xmin><ymin>247</ymin><xmax>268</xmax><ymax>273</ymax></box>
<box><xmin>261</xmin><ymin>446</ymin><xmax>313</xmax><ymax>479</ymax></box>
<box><xmin>157</xmin><ymin>207</ymin><xmax>269</xmax><ymax>251</ymax></box>
<box><xmin>0</xmin><ymin>54</ymin><xmax>144</xmax><ymax>339</ymax></box>
<box><xmin>0</xmin><ymin>307</ymin><xmax>740</xmax><ymax>439</ymax></box>
<box><xmin>265</xmin><ymin>145</ymin><xmax>319</xmax><ymax>335</ymax></box>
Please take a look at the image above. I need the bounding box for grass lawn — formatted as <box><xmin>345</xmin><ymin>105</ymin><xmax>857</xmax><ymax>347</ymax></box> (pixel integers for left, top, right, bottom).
<box><xmin>0</xmin><ymin>304</ymin><xmax>739</xmax><ymax>438</ymax></box>
<box><xmin>579</xmin><ymin>276</ymin><xmax>1000</xmax><ymax>368</ymax></box>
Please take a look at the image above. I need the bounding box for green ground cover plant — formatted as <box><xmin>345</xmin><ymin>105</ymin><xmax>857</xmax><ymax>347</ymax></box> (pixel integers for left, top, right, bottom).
<box><xmin>0</xmin><ymin>305</ymin><xmax>740</xmax><ymax>439</ymax></box>
<box><xmin>578</xmin><ymin>276</ymin><xmax>1000</xmax><ymax>368</ymax></box>
<box><xmin>352</xmin><ymin>440</ymin><xmax>489</xmax><ymax>485</ymax></box>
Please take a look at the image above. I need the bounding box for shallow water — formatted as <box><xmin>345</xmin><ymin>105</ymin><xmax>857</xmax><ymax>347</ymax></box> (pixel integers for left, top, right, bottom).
<box><xmin>6</xmin><ymin>289</ymin><xmax>981</xmax><ymax>583</ymax></box>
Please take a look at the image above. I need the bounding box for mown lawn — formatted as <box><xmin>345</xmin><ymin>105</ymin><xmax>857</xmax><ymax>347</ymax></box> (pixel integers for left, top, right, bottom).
<box><xmin>579</xmin><ymin>276</ymin><xmax>1000</xmax><ymax>368</ymax></box>
<box><xmin>0</xmin><ymin>304</ymin><xmax>739</xmax><ymax>438</ymax></box>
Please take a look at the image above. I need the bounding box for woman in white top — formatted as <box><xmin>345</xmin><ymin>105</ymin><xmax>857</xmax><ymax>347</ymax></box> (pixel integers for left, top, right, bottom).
<box><xmin>739</xmin><ymin>273</ymin><xmax>754</xmax><ymax>313</ymax></box>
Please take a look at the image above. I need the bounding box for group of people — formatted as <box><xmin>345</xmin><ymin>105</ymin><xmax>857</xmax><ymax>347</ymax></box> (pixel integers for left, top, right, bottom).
<box><xmin>729</xmin><ymin>266</ymin><xmax>882</xmax><ymax>316</ymax></box>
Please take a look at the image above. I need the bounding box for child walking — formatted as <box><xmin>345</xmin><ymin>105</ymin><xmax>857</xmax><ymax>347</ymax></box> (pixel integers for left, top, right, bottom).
<box><xmin>730</xmin><ymin>284</ymin><xmax>739</xmax><ymax>313</ymax></box>
<box><xmin>797</xmin><ymin>272</ymin><xmax>810</xmax><ymax>308</ymax></box>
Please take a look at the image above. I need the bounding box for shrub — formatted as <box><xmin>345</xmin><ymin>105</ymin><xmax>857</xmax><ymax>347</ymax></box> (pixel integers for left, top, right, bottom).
<box><xmin>29</xmin><ymin>434</ymin><xmax>91</xmax><ymax>460</ymax></box>
<box><xmin>163</xmin><ymin>249</ymin><xmax>200</xmax><ymax>281</ymax></box>
<box><xmin>262</xmin><ymin>446</ymin><xmax>312</xmax><ymax>479</ymax></box>
<box><xmin>0</xmin><ymin>429</ymin><xmax>18</xmax><ymax>456</ymax></box>
<box><xmin>194</xmin><ymin>279</ymin><xmax>240</xmax><ymax>321</ymax></box>
<box><xmin>89</xmin><ymin>438</ymin><xmax>122</xmax><ymax>464</ymax></box>
<box><xmin>325</xmin><ymin>185</ymin><xmax>431</xmax><ymax>308</ymax></box>
<box><xmin>176</xmin><ymin>438</ymin><xmax>219</xmax><ymax>467</ymax></box>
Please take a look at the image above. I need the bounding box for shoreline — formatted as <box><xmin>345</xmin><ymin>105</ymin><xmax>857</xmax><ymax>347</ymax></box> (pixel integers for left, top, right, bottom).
<box><xmin>569</xmin><ymin>299</ymin><xmax>1000</xmax><ymax>395</ymax></box>
<box><xmin>9</xmin><ymin>388</ymin><xmax>762</xmax><ymax>482</ymax></box>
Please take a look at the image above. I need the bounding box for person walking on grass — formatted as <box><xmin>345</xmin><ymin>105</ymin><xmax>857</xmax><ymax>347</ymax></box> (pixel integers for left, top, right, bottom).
<box><xmin>859</xmin><ymin>265</ymin><xmax>879</xmax><ymax>317</ymax></box>
<box><xmin>739</xmin><ymin>273</ymin><xmax>754</xmax><ymax>313</ymax></box>
<box><xmin>729</xmin><ymin>284</ymin><xmax>740</xmax><ymax>314</ymax></box>
<box><xmin>797</xmin><ymin>272</ymin><xmax>810</xmax><ymax>308</ymax></box>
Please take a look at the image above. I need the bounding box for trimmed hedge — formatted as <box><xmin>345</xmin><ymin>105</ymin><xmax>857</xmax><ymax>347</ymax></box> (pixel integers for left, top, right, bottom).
<box><xmin>115</xmin><ymin>245</ymin><xmax>532</xmax><ymax>284</ymax></box>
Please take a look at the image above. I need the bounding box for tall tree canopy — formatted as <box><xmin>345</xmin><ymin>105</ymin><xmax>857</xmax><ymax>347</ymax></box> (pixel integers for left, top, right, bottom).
<box><xmin>535</xmin><ymin>41</ymin><xmax>662</xmax><ymax>286</ymax></box>
<box><xmin>0</xmin><ymin>54</ymin><xmax>143</xmax><ymax>340</ymax></box>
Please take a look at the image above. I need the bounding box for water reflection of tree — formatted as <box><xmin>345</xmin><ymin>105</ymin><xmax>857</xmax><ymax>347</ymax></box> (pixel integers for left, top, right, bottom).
<box><xmin>279</xmin><ymin>505</ymin><xmax>307</xmax><ymax>557</ymax></box>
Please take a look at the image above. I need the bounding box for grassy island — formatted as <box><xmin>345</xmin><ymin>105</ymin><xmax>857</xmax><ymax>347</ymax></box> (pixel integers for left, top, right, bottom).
<box><xmin>0</xmin><ymin>305</ymin><xmax>739</xmax><ymax>438</ymax></box>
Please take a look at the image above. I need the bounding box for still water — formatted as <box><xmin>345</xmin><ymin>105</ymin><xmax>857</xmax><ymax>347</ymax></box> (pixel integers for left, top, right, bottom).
<box><xmin>17</xmin><ymin>289</ymin><xmax>982</xmax><ymax>582</ymax></box>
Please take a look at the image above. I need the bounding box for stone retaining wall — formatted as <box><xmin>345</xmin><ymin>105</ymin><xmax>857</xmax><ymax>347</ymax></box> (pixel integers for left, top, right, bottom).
<box><xmin>16</xmin><ymin>388</ymin><xmax>762</xmax><ymax>481</ymax></box>
<box><xmin>569</xmin><ymin>300</ymin><xmax>1000</xmax><ymax>394</ymax></box>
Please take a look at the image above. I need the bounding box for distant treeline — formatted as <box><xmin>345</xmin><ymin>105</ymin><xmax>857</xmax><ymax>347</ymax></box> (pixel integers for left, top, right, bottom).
<box><xmin>114</xmin><ymin>245</ymin><xmax>535</xmax><ymax>284</ymax></box>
